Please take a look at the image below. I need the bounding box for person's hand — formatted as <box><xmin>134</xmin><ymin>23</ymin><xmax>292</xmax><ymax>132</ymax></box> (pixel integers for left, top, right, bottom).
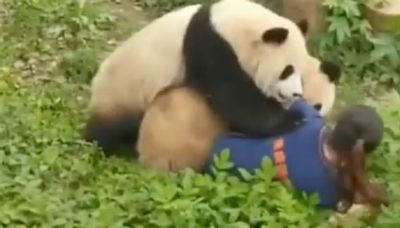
<box><xmin>330</xmin><ymin>204</ymin><xmax>376</xmax><ymax>227</ymax></box>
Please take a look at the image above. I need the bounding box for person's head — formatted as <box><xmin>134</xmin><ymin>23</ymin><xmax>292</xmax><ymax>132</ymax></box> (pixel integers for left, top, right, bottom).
<box><xmin>327</xmin><ymin>104</ymin><xmax>388</xmax><ymax>211</ymax></box>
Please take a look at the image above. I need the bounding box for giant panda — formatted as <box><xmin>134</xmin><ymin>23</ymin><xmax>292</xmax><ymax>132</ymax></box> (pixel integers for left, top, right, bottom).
<box><xmin>137</xmin><ymin>55</ymin><xmax>342</xmax><ymax>172</ymax></box>
<box><xmin>84</xmin><ymin>0</ymin><xmax>312</xmax><ymax>157</ymax></box>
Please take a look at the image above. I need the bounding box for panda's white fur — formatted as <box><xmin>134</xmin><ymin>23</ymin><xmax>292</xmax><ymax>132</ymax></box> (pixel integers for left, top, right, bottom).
<box><xmin>137</xmin><ymin>87</ymin><xmax>226</xmax><ymax>172</ymax></box>
<box><xmin>89</xmin><ymin>5</ymin><xmax>201</xmax><ymax>117</ymax></box>
<box><xmin>84</xmin><ymin>0</ymin><xmax>311</xmax><ymax>157</ymax></box>
<box><xmin>137</xmin><ymin>56</ymin><xmax>342</xmax><ymax>172</ymax></box>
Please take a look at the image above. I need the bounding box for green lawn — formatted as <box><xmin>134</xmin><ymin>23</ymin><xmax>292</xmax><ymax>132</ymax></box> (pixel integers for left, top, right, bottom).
<box><xmin>1</xmin><ymin>0</ymin><xmax>400</xmax><ymax>227</ymax></box>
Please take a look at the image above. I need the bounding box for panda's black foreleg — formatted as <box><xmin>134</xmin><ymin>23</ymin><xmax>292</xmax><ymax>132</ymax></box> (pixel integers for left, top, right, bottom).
<box><xmin>189</xmin><ymin>77</ymin><xmax>303</xmax><ymax>137</ymax></box>
<box><xmin>83</xmin><ymin>112</ymin><xmax>143</xmax><ymax>159</ymax></box>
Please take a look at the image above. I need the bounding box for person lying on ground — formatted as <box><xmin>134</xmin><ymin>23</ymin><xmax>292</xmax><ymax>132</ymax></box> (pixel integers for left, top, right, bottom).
<box><xmin>205</xmin><ymin>98</ymin><xmax>389</xmax><ymax>214</ymax></box>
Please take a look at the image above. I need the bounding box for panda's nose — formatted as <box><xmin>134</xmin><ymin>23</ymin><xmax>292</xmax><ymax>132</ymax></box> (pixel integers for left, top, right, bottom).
<box><xmin>293</xmin><ymin>93</ymin><xmax>302</xmax><ymax>98</ymax></box>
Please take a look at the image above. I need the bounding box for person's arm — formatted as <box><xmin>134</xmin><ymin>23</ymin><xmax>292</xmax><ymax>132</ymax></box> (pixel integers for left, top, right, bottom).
<box><xmin>288</xmin><ymin>98</ymin><xmax>321</xmax><ymax>120</ymax></box>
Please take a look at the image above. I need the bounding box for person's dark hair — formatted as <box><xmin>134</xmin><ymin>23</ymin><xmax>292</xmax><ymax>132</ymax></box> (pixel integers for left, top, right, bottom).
<box><xmin>328</xmin><ymin>104</ymin><xmax>388</xmax><ymax>211</ymax></box>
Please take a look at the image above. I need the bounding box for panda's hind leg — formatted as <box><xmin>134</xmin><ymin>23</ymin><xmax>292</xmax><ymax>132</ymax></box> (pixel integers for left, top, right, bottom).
<box><xmin>137</xmin><ymin>86</ymin><xmax>226</xmax><ymax>172</ymax></box>
<box><xmin>83</xmin><ymin>110</ymin><xmax>144</xmax><ymax>159</ymax></box>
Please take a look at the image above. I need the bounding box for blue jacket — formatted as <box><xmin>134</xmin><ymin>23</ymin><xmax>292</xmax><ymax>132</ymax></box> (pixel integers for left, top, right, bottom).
<box><xmin>204</xmin><ymin>99</ymin><xmax>340</xmax><ymax>209</ymax></box>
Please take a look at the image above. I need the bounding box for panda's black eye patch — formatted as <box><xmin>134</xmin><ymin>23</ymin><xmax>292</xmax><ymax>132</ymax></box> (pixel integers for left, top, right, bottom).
<box><xmin>279</xmin><ymin>65</ymin><xmax>294</xmax><ymax>80</ymax></box>
<box><xmin>313</xmin><ymin>103</ymin><xmax>322</xmax><ymax>111</ymax></box>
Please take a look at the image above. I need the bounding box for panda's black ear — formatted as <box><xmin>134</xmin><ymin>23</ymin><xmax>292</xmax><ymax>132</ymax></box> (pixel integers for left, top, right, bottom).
<box><xmin>321</xmin><ymin>61</ymin><xmax>341</xmax><ymax>83</ymax></box>
<box><xmin>296</xmin><ymin>19</ymin><xmax>308</xmax><ymax>36</ymax></box>
<box><xmin>262</xmin><ymin>28</ymin><xmax>288</xmax><ymax>44</ymax></box>
<box><xmin>313</xmin><ymin>103</ymin><xmax>322</xmax><ymax>111</ymax></box>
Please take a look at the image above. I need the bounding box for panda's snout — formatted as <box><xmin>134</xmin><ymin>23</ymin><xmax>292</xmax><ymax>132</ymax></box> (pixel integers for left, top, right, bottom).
<box><xmin>293</xmin><ymin>93</ymin><xmax>302</xmax><ymax>98</ymax></box>
<box><xmin>277</xmin><ymin>92</ymin><xmax>302</xmax><ymax>100</ymax></box>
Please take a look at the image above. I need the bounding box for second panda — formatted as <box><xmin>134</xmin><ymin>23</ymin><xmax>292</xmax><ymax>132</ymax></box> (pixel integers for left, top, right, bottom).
<box><xmin>137</xmin><ymin>55</ymin><xmax>341</xmax><ymax>172</ymax></box>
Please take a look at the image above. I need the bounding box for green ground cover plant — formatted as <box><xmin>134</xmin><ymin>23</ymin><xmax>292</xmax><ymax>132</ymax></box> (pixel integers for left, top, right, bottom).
<box><xmin>0</xmin><ymin>0</ymin><xmax>399</xmax><ymax>227</ymax></box>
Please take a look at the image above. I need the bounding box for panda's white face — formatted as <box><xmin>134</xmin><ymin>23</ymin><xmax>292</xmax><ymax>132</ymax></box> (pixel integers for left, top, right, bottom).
<box><xmin>249</xmin><ymin>24</ymin><xmax>309</xmax><ymax>104</ymax></box>
<box><xmin>209</xmin><ymin>0</ymin><xmax>309</xmax><ymax>104</ymax></box>
<box><xmin>273</xmin><ymin>65</ymin><xmax>303</xmax><ymax>103</ymax></box>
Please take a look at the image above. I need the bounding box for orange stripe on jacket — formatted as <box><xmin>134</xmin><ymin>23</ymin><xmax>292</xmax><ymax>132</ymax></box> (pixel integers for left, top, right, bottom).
<box><xmin>273</xmin><ymin>138</ymin><xmax>290</xmax><ymax>185</ymax></box>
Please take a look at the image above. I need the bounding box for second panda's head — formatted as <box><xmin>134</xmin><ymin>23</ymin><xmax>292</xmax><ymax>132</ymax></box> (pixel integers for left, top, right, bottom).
<box><xmin>302</xmin><ymin>56</ymin><xmax>341</xmax><ymax>116</ymax></box>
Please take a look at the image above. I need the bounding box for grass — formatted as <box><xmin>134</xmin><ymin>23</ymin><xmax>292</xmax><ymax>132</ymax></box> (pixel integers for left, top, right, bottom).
<box><xmin>0</xmin><ymin>0</ymin><xmax>400</xmax><ymax>227</ymax></box>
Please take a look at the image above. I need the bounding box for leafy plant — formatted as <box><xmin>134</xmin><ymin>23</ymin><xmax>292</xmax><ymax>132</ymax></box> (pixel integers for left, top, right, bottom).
<box><xmin>368</xmin><ymin>106</ymin><xmax>400</xmax><ymax>227</ymax></box>
<box><xmin>316</xmin><ymin>0</ymin><xmax>400</xmax><ymax>90</ymax></box>
<box><xmin>2</xmin><ymin>0</ymin><xmax>116</xmax><ymax>49</ymax></box>
<box><xmin>1</xmin><ymin>0</ymin><xmax>116</xmax><ymax>80</ymax></box>
<box><xmin>1</xmin><ymin>0</ymin><xmax>400</xmax><ymax>226</ymax></box>
<box><xmin>60</xmin><ymin>48</ymin><xmax>100</xmax><ymax>83</ymax></box>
